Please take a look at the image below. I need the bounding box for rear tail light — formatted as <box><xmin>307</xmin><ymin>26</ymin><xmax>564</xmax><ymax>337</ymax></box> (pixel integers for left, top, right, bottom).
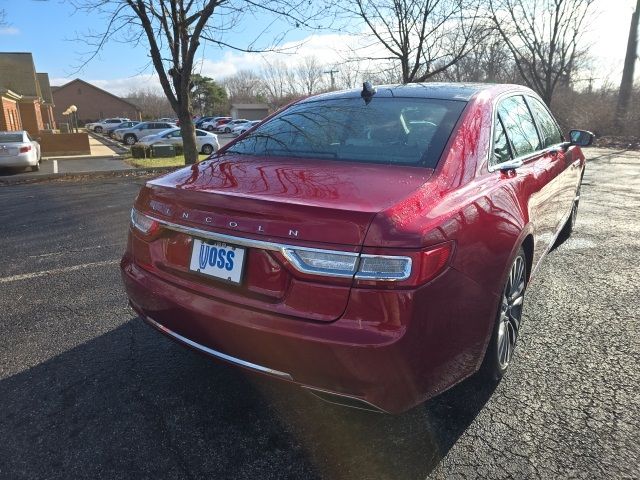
<box><xmin>283</xmin><ymin>243</ymin><xmax>452</xmax><ymax>287</ymax></box>
<box><xmin>283</xmin><ymin>248</ymin><xmax>358</xmax><ymax>278</ymax></box>
<box><xmin>130</xmin><ymin>208</ymin><xmax>160</xmax><ymax>236</ymax></box>
<box><xmin>354</xmin><ymin>243</ymin><xmax>452</xmax><ymax>287</ymax></box>
<box><xmin>19</xmin><ymin>146</ymin><xmax>31</xmax><ymax>153</ymax></box>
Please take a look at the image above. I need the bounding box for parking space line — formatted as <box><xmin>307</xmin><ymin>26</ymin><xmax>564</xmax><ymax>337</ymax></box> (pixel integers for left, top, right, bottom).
<box><xmin>0</xmin><ymin>260</ymin><xmax>119</xmax><ymax>284</ymax></box>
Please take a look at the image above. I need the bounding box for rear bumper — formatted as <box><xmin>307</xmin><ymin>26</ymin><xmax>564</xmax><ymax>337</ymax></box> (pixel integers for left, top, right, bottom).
<box><xmin>0</xmin><ymin>153</ymin><xmax>34</xmax><ymax>167</ymax></box>
<box><xmin>121</xmin><ymin>253</ymin><xmax>496</xmax><ymax>413</ymax></box>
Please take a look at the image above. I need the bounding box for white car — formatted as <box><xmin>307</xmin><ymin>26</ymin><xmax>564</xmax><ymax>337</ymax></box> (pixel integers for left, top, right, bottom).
<box><xmin>114</xmin><ymin>121</ymin><xmax>176</xmax><ymax>145</ymax></box>
<box><xmin>91</xmin><ymin>118</ymin><xmax>130</xmax><ymax>133</ymax></box>
<box><xmin>215</xmin><ymin>119</ymin><xmax>250</xmax><ymax>133</ymax></box>
<box><xmin>138</xmin><ymin>128</ymin><xmax>220</xmax><ymax>155</ymax></box>
<box><xmin>231</xmin><ymin>120</ymin><xmax>261</xmax><ymax>137</ymax></box>
<box><xmin>0</xmin><ymin>131</ymin><xmax>41</xmax><ymax>171</ymax></box>
<box><xmin>201</xmin><ymin>116</ymin><xmax>232</xmax><ymax>131</ymax></box>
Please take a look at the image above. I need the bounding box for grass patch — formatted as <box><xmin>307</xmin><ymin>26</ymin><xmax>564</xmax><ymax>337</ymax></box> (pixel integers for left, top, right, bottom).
<box><xmin>125</xmin><ymin>154</ymin><xmax>210</xmax><ymax>168</ymax></box>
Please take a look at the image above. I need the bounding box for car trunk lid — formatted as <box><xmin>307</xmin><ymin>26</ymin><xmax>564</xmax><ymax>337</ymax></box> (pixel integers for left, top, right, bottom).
<box><xmin>133</xmin><ymin>155</ymin><xmax>433</xmax><ymax>321</ymax></box>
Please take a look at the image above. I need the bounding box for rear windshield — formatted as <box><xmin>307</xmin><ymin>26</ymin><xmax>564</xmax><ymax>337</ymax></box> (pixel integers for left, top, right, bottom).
<box><xmin>0</xmin><ymin>133</ymin><xmax>23</xmax><ymax>143</ymax></box>
<box><xmin>226</xmin><ymin>97</ymin><xmax>466</xmax><ymax>167</ymax></box>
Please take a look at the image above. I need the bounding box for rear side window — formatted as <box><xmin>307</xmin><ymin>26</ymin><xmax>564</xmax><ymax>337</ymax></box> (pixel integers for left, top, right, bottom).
<box><xmin>227</xmin><ymin>97</ymin><xmax>467</xmax><ymax>167</ymax></box>
<box><xmin>498</xmin><ymin>96</ymin><xmax>541</xmax><ymax>157</ymax></box>
<box><xmin>526</xmin><ymin>96</ymin><xmax>563</xmax><ymax>147</ymax></box>
<box><xmin>493</xmin><ymin>118</ymin><xmax>512</xmax><ymax>164</ymax></box>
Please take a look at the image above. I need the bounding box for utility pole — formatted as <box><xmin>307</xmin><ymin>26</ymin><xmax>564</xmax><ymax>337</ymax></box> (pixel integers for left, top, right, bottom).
<box><xmin>324</xmin><ymin>69</ymin><xmax>338</xmax><ymax>90</ymax></box>
<box><xmin>615</xmin><ymin>0</ymin><xmax>640</xmax><ymax>128</ymax></box>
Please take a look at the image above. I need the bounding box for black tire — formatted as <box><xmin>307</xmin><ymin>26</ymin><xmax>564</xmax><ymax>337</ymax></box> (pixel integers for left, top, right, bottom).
<box><xmin>206</xmin><ymin>125</ymin><xmax>214</xmax><ymax>131</ymax></box>
<box><xmin>94</xmin><ymin>126</ymin><xmax>103</xmax><ymax>133</ymax></box>
<box><xmin>224</xmin><ymin>126</ymin><xmax>231</xmax><ymax>133</ymax></box>
<box><xmin>124</xmin><ymin>134</ymin><xmax>137</xmax><ymax>146</ymax></box>
<box><xmin>555</xmin><ymin>182</ymin><xmax>581</xmax><ymax>247</ymax></box>
<box><xmin>481</xmin><ymin>247</ymin><xmax>527</xmax><ymax>381</ymax></box>
<box><xmin>201</xmin><ymin>144</ymin><xmax>214</xmax><ymax>155</ymax></box>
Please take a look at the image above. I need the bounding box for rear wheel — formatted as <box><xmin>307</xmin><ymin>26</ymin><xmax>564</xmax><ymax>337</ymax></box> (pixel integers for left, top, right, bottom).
<box><xmin>95</xmin><ymin>126</ymin><xmax>103</xmax><ymax>133</ymax></box>
<box><xmin>481</xmin><ymin>248</ymin><xmax>527</xmax><ymax>380</ymax></box>
<box><xmin>201</xmin><ymin>144</ymin><xmax>214</xmax><ymax>155</ymax></box>
<box><xmin>124</xmin><ymin>134</ymin><xmax>137</xmax><ymax>146</ymax></box>
<box><xmin>224</xmin><ymin>126</ymin><xmax>231</xmax><ymax>133</ymax></box>
<box><xmin>206</xmin><ymin>125</ymin><xmax>214</xmax><ymax>131</ymax></box>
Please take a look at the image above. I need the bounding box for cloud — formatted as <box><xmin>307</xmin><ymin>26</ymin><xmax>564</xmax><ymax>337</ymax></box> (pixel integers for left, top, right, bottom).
<box><xmin>0</xmin><ymin>26</ymin><xmax>19</xmax><ymax>35</ymax></box>
<box><xmin>51</xmin><ymin>32</ymin><xmax>383</xmax><ymax>96</ymax></box>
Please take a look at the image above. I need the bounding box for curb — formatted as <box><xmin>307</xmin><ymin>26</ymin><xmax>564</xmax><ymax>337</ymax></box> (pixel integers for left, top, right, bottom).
<box><xmin>0</xmin><ymin>166</ymin><xmax>180</xmax><ymax>186</ymax></box>
<box><xmin>42</xmin><ymin>155</ymin><xmax>124</xmax><ymax>162</ymax></box>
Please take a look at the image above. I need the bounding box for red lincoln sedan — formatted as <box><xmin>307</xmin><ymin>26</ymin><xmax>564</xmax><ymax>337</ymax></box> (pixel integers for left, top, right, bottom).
<box><xmin>121</xmin><ymin>83</ymin><xmax>593</xmax><ymax>413</ymax></box>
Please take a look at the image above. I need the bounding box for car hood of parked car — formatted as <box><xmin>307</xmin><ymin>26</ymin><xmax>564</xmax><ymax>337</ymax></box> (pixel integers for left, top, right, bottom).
<box><xmin>140</xmin><ymin>154</ymin><xmax>434</xmax><ymax>245</ymax></box>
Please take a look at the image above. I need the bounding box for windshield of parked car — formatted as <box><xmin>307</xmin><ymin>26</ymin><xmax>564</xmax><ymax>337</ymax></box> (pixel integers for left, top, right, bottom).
<box><xmin>226</xmin><ymin>97</ymin><xmax>466</xmax><ymax>167</ymax></box>
<box><xmin>0</xmin><ymin>133</ymin><xmax>23</xmax><ymax>143</ymax></box>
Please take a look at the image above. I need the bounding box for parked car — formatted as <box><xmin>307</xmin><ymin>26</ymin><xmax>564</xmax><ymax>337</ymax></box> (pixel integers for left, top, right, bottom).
<box><xmin>201</xmin><ymin>117</ymin><xmax>232</xmax><ymax>131</ymax></box>
<box><xmin>105</xmin><ymin>121</ymin><xmax>139</xmax><ymax>138</ymax></box>
<box><xmin>138</xmin><ymin>128</ymin><xmax>220</xmax><ymax>155</ymax></box>
<box><xmin>230</xmin><ymin>120</ymin><xmax>260</xmax><ymax>137</ymax></box>
<box><xmin>195</xmin><ymin>116</ymin><xmax>216</xmax><ymax>129</ymax></box>
<box><xmin>0</xmin><ymin>130</ymin><xmax>41</xmax><ymax>171</ymax></box>
<box><xmin>91</xmin><ymin>118</ymin><xmax>130</xmax><ymax>133</ymax></box>
<box><xmin>121</xmin><ymin>83</ymin><xmax>593</xmax><ymax>414</ymax></box>
<box><xmin>114</xmin><ymin>121</ymin><xmax>176</xmax><ymax>145</ymax></box>
<box><xmin>215</xmin><ymin>119</ymin><xmax>249</xmax><ymax>133</ymax></box>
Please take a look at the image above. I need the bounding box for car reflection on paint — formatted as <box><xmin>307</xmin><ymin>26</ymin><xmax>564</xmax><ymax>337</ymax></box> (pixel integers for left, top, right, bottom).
<box><xmin>121</xmin><ymin>83</ymin><xmax>593</xmax><ymax>413</ymax></box>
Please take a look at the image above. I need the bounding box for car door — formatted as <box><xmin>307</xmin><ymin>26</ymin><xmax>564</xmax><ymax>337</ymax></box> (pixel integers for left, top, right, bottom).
<box><xmin>497</xmin><ymin>95</ymin><xmax>559</xmax><ymax>259</ymax></box>
<box><xmin>526</xmin><ymin>96</ymin><xmax>580</xmax><ymax>230</ymax></box>
<box><xmin>167</xmin><ymin>130</ymin><xmax>183</xmax><ymax>146</ymax></box>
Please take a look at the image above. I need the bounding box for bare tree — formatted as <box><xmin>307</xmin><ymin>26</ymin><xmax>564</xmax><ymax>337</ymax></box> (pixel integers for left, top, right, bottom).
<box><xmin>222</xmin><ymin>70</ymin><xmax>266</xmax><ymax>102</ymax></box>
<box><xmin>344</xmin><ymin>0</ymin><xmax>481</xmax><ymax>83</ymax></box>
<box><xmin>488</xmin><ymin>0</ymin><xmax>595</xmax><ymax>105</ymax></box>
<box><xmin>615</xmin><ymin>0</ymin><xmax>640</xmax><ymax>127</ymax></box>
<box><xmin>439</xmin><ymin>28</ymin><xmax>515</xmax><ymax>83</ymax></box>
<box><xmin>126</xmin><ymin>88</ymin><xmax>175</xmax><ymax>119</ymax></box>
<box><xmin>69</xmin><ymin>0</ymin><xmax>328</xmax><ymax>164</ymax></box>
<box><xmin>295</xmin><ymin>56</ymin><xmax>326</xmax><ymax>95</ymax></box>
<box><xmin>261</xmin><ymin>59</ymin><xmax>297</xmax><ymax>105</ymax></box>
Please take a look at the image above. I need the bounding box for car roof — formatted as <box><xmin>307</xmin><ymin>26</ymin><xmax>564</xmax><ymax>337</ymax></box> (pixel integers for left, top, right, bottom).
<box><xmin>301</xmin><ymin>82</ymin><xmax>530</xmax><ymax>103</ymax></box>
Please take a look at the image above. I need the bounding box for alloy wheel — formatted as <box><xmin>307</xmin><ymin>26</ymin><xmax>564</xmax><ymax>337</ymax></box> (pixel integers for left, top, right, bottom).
<box><xmin>202</xmin><ymin>144</ymin><xmax>213</xmax><ymax>155</ymax></box>
<box><xmin>496</xmin><ymin>255</ymin><xmax>526</xmax><ymax>369</ymax></box>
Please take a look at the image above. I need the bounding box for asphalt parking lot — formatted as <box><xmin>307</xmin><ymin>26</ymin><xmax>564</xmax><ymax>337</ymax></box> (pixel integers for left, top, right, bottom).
<box><xmin>0</xmin><ymin>148</ymin><xmax>638</xmax><ymax>479</ymax></box>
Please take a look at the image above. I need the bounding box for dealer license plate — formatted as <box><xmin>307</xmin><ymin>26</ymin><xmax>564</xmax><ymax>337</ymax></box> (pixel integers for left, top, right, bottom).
<box><xmin>189</xmin><ymin>238</ymin><xmax>246</xmax><ymax>284</ymax></box>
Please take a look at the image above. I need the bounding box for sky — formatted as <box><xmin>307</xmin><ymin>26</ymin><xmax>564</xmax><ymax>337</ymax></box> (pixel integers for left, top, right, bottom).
<box><xmin>0</xmin><ymin>0</ymin><xmax>637</xmax><ymax>96</ymax></box>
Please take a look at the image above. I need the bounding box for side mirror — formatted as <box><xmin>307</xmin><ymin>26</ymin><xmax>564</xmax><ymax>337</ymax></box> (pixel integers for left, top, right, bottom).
<box><xmin>569</xmin><ymin>129</ymin><xmax>594</xmax><ymax>147</ymax></box>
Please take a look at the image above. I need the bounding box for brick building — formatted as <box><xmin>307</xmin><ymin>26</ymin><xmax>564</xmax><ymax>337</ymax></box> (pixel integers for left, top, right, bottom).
<box><xmin>37</xmin><ymin>73</ymin><xmax>56</xmax><ymax>130</ymax></box>
<box><xmin>0</xmin><ymin>88</ymin><xmax>22</xmax><ymax>131</ymax></box>
<box><xmin>52</xmin><ymin>78</ymin><xmax>141</xmax><ymax>125</ymax></box>
<box><xmin>0</xmin><ymin>52</ymin><xmax>49</xmax><ymax>136</ymax></box>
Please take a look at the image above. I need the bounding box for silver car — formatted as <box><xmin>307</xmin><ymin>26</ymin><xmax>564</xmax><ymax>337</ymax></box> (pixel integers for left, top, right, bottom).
<box><xmin>138</xmin><ymin>128</ymin><xmax>220</xmax><ymax>155</ymax></box>
<box><xmin>114</xmin><ymin>121</ymin><xmax>176</xmax><ymax>145</ymax></box>
<box><xmin>92</xmin><ymin>118</ymin><xmax>130</xmax><ymax>133</ymax></box>
<box><xmin>0</xmin><ymin>131</ymin><xmax>41</xmax><ymax>171</ymax></box>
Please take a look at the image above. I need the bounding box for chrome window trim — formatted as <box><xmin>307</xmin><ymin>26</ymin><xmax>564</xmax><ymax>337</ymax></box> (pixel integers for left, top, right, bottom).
<box><xmin>486</xmin><ymin>91</ymin><xmax>567</xmax><ymax>173</ymax></box>
<box><xmin>142</xmin><ymin>213</ymin><xmax>412</xmax><ymax>281</ymax></box>
<box><xmin>145</xmin><ymin>316</ymin><xmax>293</xmax><ymax>380</ymax></box>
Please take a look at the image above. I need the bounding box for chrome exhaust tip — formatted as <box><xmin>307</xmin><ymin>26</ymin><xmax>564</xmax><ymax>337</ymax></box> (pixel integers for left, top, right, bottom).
<box><xmin>303</xmin><ymin>387</ymin><xmax>387</xmax><ymax>414</ymax></box>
